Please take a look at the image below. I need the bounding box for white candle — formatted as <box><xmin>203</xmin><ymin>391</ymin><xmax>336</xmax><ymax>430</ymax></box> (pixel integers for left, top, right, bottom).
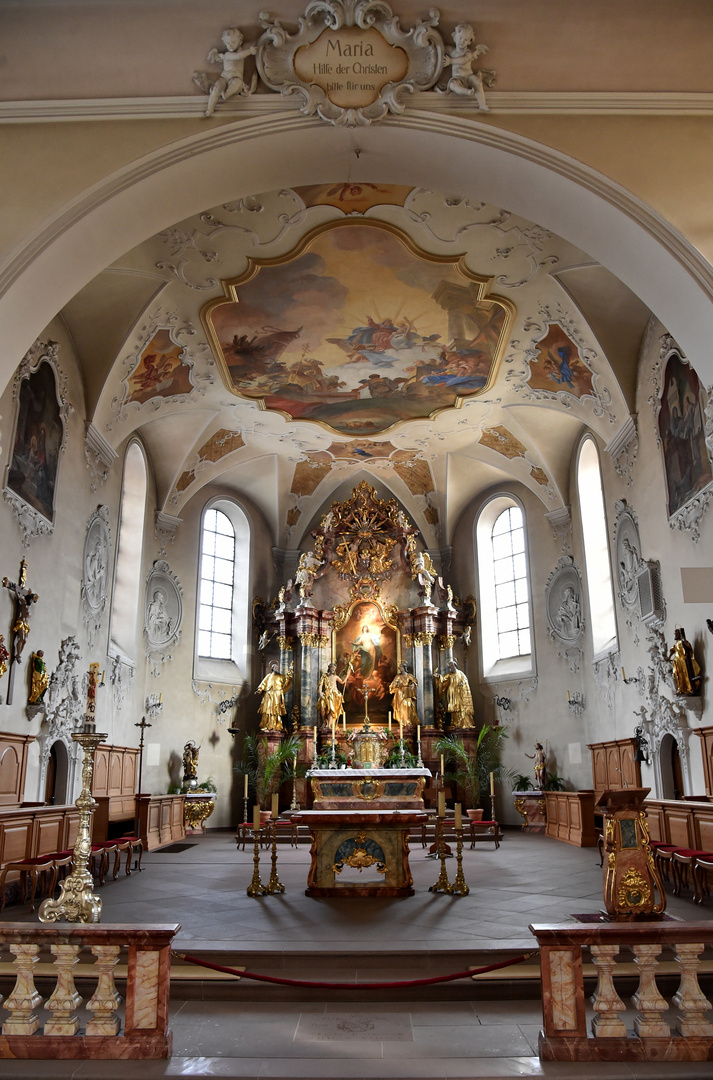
<box><xmin>388</xmin><ymin>714</ymin><xmax>392</xmax><ymax>732</ymax></box>
<box><xmin>417</xmin><ymin>724</ymin><xmax>420</xmax><ymax>742</ymax></box>
<box><xmin>244</xmin><ymin>773</ymin><xmax>248</xmax><ymax>798</ymax></box>
<box><xmin>253</xmin><ymin>804</ymin><xmax>261</xmax><ymax>831</ymax></box>
<box><xmin>490</xmin><ymin>771</ymin><xmax>495</xmax><ymax>796</ymax></box>
<box><xmin>440</xmin><ymin>754</ymin><xmax>445</xmax><ymax>777</ymax></box>
<box><xmin>271</xmin><ymin>792</ymin><xmax>279</xmax><ymax>819</ymax></box>
<box><xmin>438</xmin><ymin>791</ymin><xmax>445</xmax><ymax>818</ymax></box>
<box><xmin>455</xmin><ymin>803</ymin><xmax>462</xmax><ymax>829</ymax></box>
<box><xmin>399</xmin><ymin>718</ymin><xmax>403</xmax><ymax>741</ymax></box>
<box><xmin>622</xmin><ymin>667</ymin><xmax>627</xmax><ymax>681</ymax></box>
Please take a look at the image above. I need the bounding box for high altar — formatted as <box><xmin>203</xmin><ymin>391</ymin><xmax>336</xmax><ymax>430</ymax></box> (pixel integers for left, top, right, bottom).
<box><xmin>252</xmin><ymin>482</ymin><xmax>478</xmax><ymax>894</ymax></box>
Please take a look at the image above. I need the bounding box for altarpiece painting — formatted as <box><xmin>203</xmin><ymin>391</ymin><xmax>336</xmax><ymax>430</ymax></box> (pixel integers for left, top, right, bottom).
<box><xmin>7</xmin><ymin>359</ymin><xmax>64</xmax><ymax>524</ymax></box>
<box><xmin>657</xmin><ymin>351</ymin><xmax>712</xmax><ymax>519</ymax></box>
<box><xmin>335</xmin><ymin>599</ymin><xmax>399</xmax><ymax>723</ymax></box>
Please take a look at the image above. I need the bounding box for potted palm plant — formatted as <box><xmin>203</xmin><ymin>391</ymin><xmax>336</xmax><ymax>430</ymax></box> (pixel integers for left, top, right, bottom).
<box><xmin>236</xmin><ymin>733</ymin><xmax>304</xmax><ymax>811</ymax></box>
<box><xmin>436</xmin><ymin>725</ymin><xmax>513</xmax><ymax>815</ymax></box>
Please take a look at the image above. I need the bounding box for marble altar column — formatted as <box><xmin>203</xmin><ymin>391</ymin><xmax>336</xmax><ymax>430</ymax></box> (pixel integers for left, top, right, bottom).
<box><xmin>298</xmin><ymin>633</ymin><xmax>312</xmax><ymax>729</ymax></box>
<box><xmin>278</xmin><ymin>635</ymin><xmax>294</xmax><ymax>726</ymax></box>
<box><xmin>416</xmin><ymin>632</ymin><xmax>436</xmax><ymax>728</ymax></box>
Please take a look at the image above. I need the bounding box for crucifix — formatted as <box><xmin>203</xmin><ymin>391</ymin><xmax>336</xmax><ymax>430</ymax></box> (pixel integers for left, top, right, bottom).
<box><xmin>134</xmin><ymin>715</ymin><xmax>152</xmax><ymax>840</ymax></box>
<box><xmin>2</xmin><ymin>558</ymin><xmax>39</xmax><ymax>705</ymax></box>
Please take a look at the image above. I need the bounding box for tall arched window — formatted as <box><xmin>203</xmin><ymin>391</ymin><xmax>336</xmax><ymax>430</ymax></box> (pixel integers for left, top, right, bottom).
<box><xmin>476</xmin><ymin>494</ymin><xmax>534</xmax><ymax>680</ymax></box>
<box><xmin>109</xmin><ymin>441</ymin><xmax>148</xmax><ymax>663</ymax></box>
<box><xmin>577</xmin><ymin>437</ymin><xmax>618</xmax><ymax>659</ymax></box>
<box><xmin>195</xmin><ymin>499</ymin><xmax>250</xmax><ymax>681</ymax></box>
<box><xmin>198</xmin><ymin>508</ymin><xmax>235</xmax><ymax>659</ymax></box>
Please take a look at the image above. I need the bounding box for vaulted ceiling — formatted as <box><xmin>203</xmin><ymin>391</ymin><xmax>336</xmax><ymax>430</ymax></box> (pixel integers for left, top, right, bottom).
<box><xmin>61</xmin><ymin>181</ymin><xmax>651</xmax><ymax>548</ymax></box>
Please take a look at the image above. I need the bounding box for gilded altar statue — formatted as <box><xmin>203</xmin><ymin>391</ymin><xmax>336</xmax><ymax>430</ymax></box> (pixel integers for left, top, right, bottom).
<box><xmin>668</xmin><ymin>627</ymin><xmax>701</xmax><ymax>696</ymax></box>
<box><xmin>389</xmin><ymin>661</ymin><xmax>419</xmax><ymax>726</ymax></box>
<box><xmin>255</xmin><ymin>660</ymin><xmax>293</xmax><ymax>731</ymax></box>
<box><xmin>318</xmin><ymin>662</ymin><xmax>345</xmax><ymax>727</ymax></box>
<box><xmin>29</xmin><ymin>650</ymin><xmax>49</xmax><ymax>704</ymax></box>
<box><xmin>433</xmin><ymin>659</ymin><xmax>474</xmax><ymax>729</ymax></box>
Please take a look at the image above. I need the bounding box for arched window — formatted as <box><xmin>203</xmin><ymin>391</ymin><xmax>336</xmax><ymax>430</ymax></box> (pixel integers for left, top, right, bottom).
<box><xmin>576</xmin><ymin>437</ymin><xmax>618</xmax><ymax>659</ymax></box>
<box><xmin>195</xmin><ymin>499</ymin><xmax>250</xmax><ymax>681</ymax></box>
<box><xmin>476</xmin><ymin>494</ymin><xmax>534</xmax><ymax>680</ymax></box>
<box><xmin>198</xmin><ymin>508</ymin><xmax>235</xmax><ymax>659</ymax></box>
<box><xmin>109</xmin><ymin>441</ymin><xmax>148</xmax><ymax>663</ymax></box>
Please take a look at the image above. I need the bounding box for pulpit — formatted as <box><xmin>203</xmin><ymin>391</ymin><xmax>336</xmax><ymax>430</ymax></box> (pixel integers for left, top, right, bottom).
<box><xmin>597</xmin><ymin>787</ymin><xmax>666</xmax><ymax>918</ymax></box>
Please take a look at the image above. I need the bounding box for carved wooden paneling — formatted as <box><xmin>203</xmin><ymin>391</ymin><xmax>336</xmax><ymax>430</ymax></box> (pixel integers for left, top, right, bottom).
<box><xmin>588</xmin><ymin>739</ymin><xmax>640</xmax><ymax>802</ymax></box>
<box><xmin>0</xmin><ymin>733</ymin><xmax>34</xmax><ymax>806</ymax></box>
<box><xmin>645</xmin><ymin>799</ymin><xmax>713</xmax><ymax>851</ymax></box>
<box><xmin>0</xmin><ymin>805</ymin><xmax>80</xmax><ymax>873</ymax></box>
<box><xmin>92</xmin><ymin>744</ymin><xmax>139</xmax><ymax>798</ymax></box>
<box><xmin>137</xmin><ymin>794</ymin><xmax>185</xmax><ymax>851</ymax></box>
<box><xmin>695</xmin><ymin>727</ymin><xmax>713</xmax><ymax>797</ymax></box>
<box><xmin>545</xmin><ymin>792</ymin><xmax>596</xmax><ymax>846</ymax></box>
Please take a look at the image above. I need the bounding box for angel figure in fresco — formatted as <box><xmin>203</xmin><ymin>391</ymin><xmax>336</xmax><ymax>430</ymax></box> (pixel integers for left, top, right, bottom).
<box><xmin>545</xmin><ymin>346</ymin><xmax>575</xmax><ymax>390</ymax></box>
<box><xmin>192</xmin><ymin>27</ymin><xmax>258</xmax><ymax>116</ymax></box>
<box><xmin>441</xmin><ymin>24</ymin><xmax>493</xmax><ymax>111</ymax></box>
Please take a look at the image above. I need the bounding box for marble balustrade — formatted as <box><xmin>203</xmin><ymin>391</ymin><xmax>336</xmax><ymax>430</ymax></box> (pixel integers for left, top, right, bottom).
<box><xmin>0</xmin><ymin>923</ymin><xmax>179</xmax><ymax>1059</ymax></box>
<box><xmin>530</xmin><ymin>921</ymin><xmax>713</xmax><ymax>1061</ymax></box>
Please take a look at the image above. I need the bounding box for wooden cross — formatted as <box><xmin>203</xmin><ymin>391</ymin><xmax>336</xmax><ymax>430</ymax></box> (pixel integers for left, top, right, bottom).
<box><xmin>2</xmin><ymin>559</ymin><xmax>39</xmax><ymax>705</ymax></box>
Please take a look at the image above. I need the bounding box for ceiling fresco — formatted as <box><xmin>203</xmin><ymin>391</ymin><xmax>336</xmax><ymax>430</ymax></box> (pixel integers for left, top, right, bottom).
<box><xmin>203</xmin><ymin>222</ymin><xmax>513</xmax><ymax>436</ymax></box>
<box><xmin>70</xmin><ymin>182</ymin><xmax>647</xmax><ymax>546</ymax></box>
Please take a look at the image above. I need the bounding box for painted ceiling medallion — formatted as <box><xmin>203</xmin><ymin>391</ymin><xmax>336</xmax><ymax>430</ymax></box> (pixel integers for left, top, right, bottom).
<box><xmin>201</xmin><ymin>221</ymin><xmax>514</xmax><ymax>437</ymax></box>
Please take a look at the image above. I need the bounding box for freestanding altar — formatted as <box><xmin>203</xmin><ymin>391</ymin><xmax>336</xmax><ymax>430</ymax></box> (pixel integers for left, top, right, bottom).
<box><xmin>293</xmin><ymin>809</ymin><xmax>427</xmax><ymax>897</ymax></box>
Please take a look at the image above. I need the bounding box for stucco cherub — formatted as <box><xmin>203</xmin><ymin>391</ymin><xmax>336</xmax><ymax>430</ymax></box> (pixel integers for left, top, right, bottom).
<box><xmin>441</xmin><ymin>24</ymin><xmax>494</xmax><ymax>111</ymax></box>
<box><xmin>193</xmin><ymin>27</ymin><xmax>258</xmax><ymax>117</ymax></box>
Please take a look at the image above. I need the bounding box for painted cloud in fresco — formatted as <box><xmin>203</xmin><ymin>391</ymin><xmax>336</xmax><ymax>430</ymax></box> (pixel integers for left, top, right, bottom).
<box><xmin>205</xmin><ymin>223</ymin><xmax>511</xmax><ymax>436</ymax></box>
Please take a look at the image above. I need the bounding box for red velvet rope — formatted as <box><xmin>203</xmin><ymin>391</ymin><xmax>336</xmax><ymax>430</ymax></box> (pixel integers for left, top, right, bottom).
<box><xmin>173</xmin><ymin>950</ymin><xmax>535</xmax><ymax>990</ymax></box>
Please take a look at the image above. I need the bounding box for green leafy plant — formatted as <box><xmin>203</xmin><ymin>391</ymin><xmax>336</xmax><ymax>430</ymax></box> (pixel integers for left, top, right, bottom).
<box><xmin>511</xmin><ymin>773</ymin><xmax>535</xmax><ymax>792</ymax></box>
<box><xmin>543</xmin><ymin>771</ymin><xmax>567</xmax><ymax>792</ymax></box>
<box><xmin>385</xmin><ymin>746</ymin><xmax>418</xmax><ymax>769</ymax></box>
<box><xmin>194</xmin><ymin>775</ymin><xmax>218</xmax><ymax>793</ymax></box>
<box><xmin>316</xmin><ymin>746</ymin><xmax>348</xmax><ymax>769</ymax></box>
<box><xmin>236</xmin><ymin>733</ymin><xmax>305</xmax><ymax>808</ymax></box>
<box><xmin>435</xmin><ymin>725</ymin><xmax>514</xmax><ymax>809</ymax></box>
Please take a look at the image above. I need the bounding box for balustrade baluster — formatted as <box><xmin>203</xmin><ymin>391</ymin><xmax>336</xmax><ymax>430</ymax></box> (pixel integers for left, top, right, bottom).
<box><xmin>45</xmin><ymin>943</ymin><xmax>83</xmax><ymax>1035</ymax></box>
<box><xmin>86</xmin><ymin>944</ymin><xmax>122</xmax><ymax>1036</ymax></box>
<box><xmin>631</xmin><ymin>943</ymin><xmax>670</xmax><ymax>1037</ymax></box>
<box><xmin>590</xmin><ymin>944</ymin><xmax>627</xmax><ymax>1037</ymax></box>
<box><xmin>2</xmin><ymin>943</ymin><xmax>43</xmax><ymax>1035</ymax></box>
<box><xmin>672</xmin><ymin>942</ymin><xmax>713</xmax><ymax>1037</ymax></box>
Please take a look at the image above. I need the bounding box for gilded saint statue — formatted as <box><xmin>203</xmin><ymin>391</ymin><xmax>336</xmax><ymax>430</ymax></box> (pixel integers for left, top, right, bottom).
<box><xmin>255</xmin><ymin>661</ymin><xmax>293</xmax><ymax>732</ymax></box>
<box><xmin>389</xmin><ymin>661</ymin><xmax>419</xmax><ymax>727</ymax></box>
<box><xmin>317</xmin><ymin>662</ymin><xmax>345</xmax><ymax>728</ymax></box>
<box><xmin>182</xmin><ymin>740</ymin><xmax>200</xmax><ymax>792</ymax></box>
<box><xmin>668</xmin><ymin>627</ymin><xmax>701</xmax><ymax>696</ymax></box>
<box><xmin>0</xmin><ymin>635</ymin><xmax>9</xmax><ymax>681</ymax></box>
<box><xmin>29</xmin><ymin>650</ymin><xmax>49</xmax><ymax>704</ymax></box>
<box><xmin>433</xmin><ymin>659</ymin><xmax>475</xmax><ymax>729</ymax></box>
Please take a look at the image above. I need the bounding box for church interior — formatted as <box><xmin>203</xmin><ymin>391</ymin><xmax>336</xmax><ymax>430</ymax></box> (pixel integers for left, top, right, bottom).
<box><xmin>1</xmin><ymin>1</ymin><xmax>713</xmax><ymax>1076</ymax></box>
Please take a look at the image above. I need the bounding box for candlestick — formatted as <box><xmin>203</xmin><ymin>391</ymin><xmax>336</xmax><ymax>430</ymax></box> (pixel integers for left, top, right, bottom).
<box><xmin>290</xmin><ymin>751</ymin><xmax>299</xmax><ymax>812</ymax></box>
<box><xmin>247</xmin><ymin>808</ymin><xmax>267</xmax><ymax>898</ymax></box>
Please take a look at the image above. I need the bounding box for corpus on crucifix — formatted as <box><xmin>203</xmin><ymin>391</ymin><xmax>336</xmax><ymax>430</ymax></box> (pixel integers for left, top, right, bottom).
<box><xmin>2</xmin><ymin>558</ymin><xmax>39</xmax><ymax>704</ymax></box>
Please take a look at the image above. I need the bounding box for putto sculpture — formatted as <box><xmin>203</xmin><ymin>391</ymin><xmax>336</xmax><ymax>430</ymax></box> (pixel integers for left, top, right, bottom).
<box><xmin>193</xmin><ymin>27</ymin><xmax>258</xmax><ymax>116</ymax></box>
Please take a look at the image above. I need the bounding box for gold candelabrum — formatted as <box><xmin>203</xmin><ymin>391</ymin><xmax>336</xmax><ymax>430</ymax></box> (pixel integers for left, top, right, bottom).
<box><xmin>39</xmin><ymin>728</ymin><xmax>106</xmax><ymax>923</ymax></box>
<box><xmin>429</xmin><ymin>813</ymin><xmax>451</xmax><ymax>894</ymax></box>
<box><xmin>267</xmin><ymin>818</ymin><xmax>285</xmax><ymax>895</ymax></box>
<box><xmin>246</xmin><ymin>814</ymin><xmax>268</xmax><ymax>898</ymax></box>
<box><xmin>450</xmin><ymin>827</ymin><xmax>469</xmax><ymax>896</ymax></box>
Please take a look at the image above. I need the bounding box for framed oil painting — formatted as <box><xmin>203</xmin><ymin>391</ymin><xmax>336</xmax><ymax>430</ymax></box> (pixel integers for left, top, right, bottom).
<box><xmin>6</xmin><ymin>346</ymin><xmax>67</xmax><ymax>531</ymax></box>
<box><xmin>657</xmin><ymin>350</ymin><xmax>712</xmax><ymax>519</ymax></box>
<box><xmin>334</xmin><ymin>599</ymin><xmax>399</xmax><ymax>724</ymax></box>
<box><xmin>201</xmin><ymin>221</ymin><xmax>514</xmax><ymax>437</ymax></box>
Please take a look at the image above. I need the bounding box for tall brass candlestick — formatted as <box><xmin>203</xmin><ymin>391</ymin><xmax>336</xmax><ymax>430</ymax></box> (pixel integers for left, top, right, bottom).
<box><xmin>429</xmin><ymin>816</ymin><xmax>451</xmax><ymax>894</ymax></box>
<box><xmin>39</xmin><ymin>729</ymin><xmax>106</xmax><ymax>923</ymax></box>
<box><xmin>450</xmin><ymin>827</ymin><xmax>469</xmax><ymax>896</ymax></box>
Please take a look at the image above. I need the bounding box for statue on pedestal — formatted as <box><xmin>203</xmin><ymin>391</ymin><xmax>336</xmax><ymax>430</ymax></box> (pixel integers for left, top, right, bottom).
<box><xmin>525</xmin><ymin>741</ymin><xmax>547</xmax><ymax>790</ymax></box>
<box><xmin>255</xmin><ymin>661</ymin><xmax>293</xmax><ymax>732</ymax></box>
<box><xmin>318</xmin><ymin>662</ymin><xmax>345</xmax><ymax>727</ymax></box>
<box><xmin>182</xmin><ymin>740</ymin><xmax>200</xmax><ymax>792</ymax></box>
<box><xmin>389</xmin><ymin>661</ymin><xmax>418</xmax><ymax>726</ymax></box>
<box><xmin>668</xmin><ymin>627</ymin><xmax>701</xmax><ymax>696</ymax></box>
<box><xmin>433</xmin><ymin>659</ymin><xmax>474</xmax><ymax>729</ymax></box>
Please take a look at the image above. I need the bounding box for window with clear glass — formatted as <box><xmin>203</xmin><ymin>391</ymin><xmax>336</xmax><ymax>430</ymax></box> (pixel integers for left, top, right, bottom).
<box><xmin>109</xmin><ymin>441</ymin><xmax>148</xmax><ymax>663</ymax></box>
<box><xmin>198</xmin><ymin>508</ymin><xmax>235</xmax><ymax>659</ymax></box>
<box><xmin>476</xmin><ymin>494</ymin><xmax>534</xmax><ymax>680</ymax></box>
<box><xmin>492</xmin><ymin>506</ymin><xmax>531</xmax><ymax>660</ymax></box>
<box><xmin>577</xmin><ymin>437</ymin><xmax>618</xmax><ymax>659</ymax></box>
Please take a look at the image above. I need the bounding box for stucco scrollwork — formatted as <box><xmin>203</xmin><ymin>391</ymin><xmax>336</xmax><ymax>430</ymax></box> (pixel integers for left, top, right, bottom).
<box><xmin>613</xmin><ymin>500</ymin><xmax>644</xmax><ymax>613</ymax></box>
<box><xmin>44</xmin><ymin>637</ymin><xmax>86</xmax><ymax>738</ymax></box>
<box><xmin>144</xmin><ymin>560</ymin><xmax>183</xmax><ymax>677</ymax></box>
<box><xmin>257</xmin><ymin>1</ymin><xmax>444</xmax><ymax>127</ymax></box>
<box><xmin>545</xmin><ymin>557</ymin><xmax>584</xmax><ymax>648</ymax></box>
<box><xmin>81</xmin><ymin>506</ymin><xmax>112</xmax><ymax>647</ymax></box>
<box><xmin>110</xmin><ymin>655</ymin><xmax>135</xmax><ymax>713</ymax></box>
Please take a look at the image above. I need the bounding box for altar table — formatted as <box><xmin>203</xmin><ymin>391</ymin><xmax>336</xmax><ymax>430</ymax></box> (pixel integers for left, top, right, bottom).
<box><xmin>307</xmin><ymin>768</ymin><xmax>430</xmax><ymax>810</ymax></box>
<box><xmin>292</xmin><ymin>809</ymin><xmax>427</xmax><ymax>897</ymax></box>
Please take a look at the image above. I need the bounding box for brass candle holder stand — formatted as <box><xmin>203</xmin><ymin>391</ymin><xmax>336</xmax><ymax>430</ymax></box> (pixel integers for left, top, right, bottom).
<box><xmin>449</xmin><ymin>828</ymin><xmax>469</xmax><ymax>896</ymax></box>
<box><xmin>266</xmin><ymin>821</ymin><xmax>285</xmax><ymax>895</ymax></box>
<box><xmin>429</xmin><ymin>816</ymin><xmax>451</xmax><ymax>894</ymax></box>
<box><xmin>39</xmin><ymin>729</ymin><xmax>106</xmax><ymax>923</ymax></box>
<box><xmin>246</xmin><ymin>825</ymin><xmax>268</xmax><ymax>898</ymax></box>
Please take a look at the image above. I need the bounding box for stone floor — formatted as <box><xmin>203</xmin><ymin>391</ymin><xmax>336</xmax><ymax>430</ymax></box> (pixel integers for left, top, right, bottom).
<box><xmin>2</xmin><ymin>827</ymin><xmax>713</xmax><ymax>1078</ymax></box>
